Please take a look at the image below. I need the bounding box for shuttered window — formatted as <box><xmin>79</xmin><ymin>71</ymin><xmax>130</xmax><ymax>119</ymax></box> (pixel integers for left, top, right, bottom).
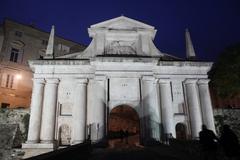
<box><xmin>0</xmin><ymin>74</ymin><xmax>17</xmax><ymax>89</ymax></box>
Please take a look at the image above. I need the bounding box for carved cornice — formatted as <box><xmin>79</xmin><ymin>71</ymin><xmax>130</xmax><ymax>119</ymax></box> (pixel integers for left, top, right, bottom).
<box><xmin>158</xmin><ymin>61</ymin><xmax>213</xmax><ymax>67</ymax></box>
<box><xmin>28</xmin><ymin>60</ymin><xmax>90</xmax><ymax>66</ymax></box>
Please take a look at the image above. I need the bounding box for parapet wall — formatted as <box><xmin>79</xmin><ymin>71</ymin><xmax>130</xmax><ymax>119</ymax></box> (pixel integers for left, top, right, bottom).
<box><xmin>0</xmin><ymin>108</ymin><xmax>30</xmax><ymax>139</ymax></box>
<box><xmin>214</xmin><ymin>108</ymin><xmax>240</xmax><ymax>139</ymax></box>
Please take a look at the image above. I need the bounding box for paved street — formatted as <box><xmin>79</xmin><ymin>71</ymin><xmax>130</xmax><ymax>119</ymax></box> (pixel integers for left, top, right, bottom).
<box><xmin>20</xmin><ymin>140</ymin><xmax>201</xmax><ymax>160</ymax></box>
<box><xmin>89</xmin><ymin>145</ymin><xmax>196</xmax><ymax>160</ymax></box>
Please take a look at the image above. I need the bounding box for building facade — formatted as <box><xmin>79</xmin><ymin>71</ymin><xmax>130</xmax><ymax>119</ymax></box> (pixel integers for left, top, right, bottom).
<box><xmin>0</xmin><ymin>19</ymin><xmax>85</xmax><ymax>108</ymax></box>
<box><xmin>23</xmin><ymin>16</ymin><xmax>216</xmax><ymax>157</ymax></box>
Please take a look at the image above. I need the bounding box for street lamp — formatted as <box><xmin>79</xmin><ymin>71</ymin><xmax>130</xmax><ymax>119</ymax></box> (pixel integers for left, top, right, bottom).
<box><xmin>16</xmin><ymin>74</ymin><xmax>22</xmax><ymax>80</ymax></box>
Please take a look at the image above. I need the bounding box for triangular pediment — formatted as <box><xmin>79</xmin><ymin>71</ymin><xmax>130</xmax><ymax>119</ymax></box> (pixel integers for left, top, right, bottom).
<box><xmin>58</xmin><ymin>16</ymin><xmax>170</xmax><ymax>59</ymax></box>
<box><xmin>90</xmin><ymin>16</ymin><xmax>154</xmax><ymax>30</ymax></box>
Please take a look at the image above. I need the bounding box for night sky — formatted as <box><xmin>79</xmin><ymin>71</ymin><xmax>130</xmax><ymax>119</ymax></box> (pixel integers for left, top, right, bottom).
<box><xmin>1</xmin><ymin>0</ymin><xmax>240</xmax><ymax>61</ymax></box>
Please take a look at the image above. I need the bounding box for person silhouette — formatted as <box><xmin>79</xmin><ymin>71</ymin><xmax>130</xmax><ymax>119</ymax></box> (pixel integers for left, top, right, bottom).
<box><xmin>164</xmin><ymin>133</ymin><xmax>172</xmax><ymax>145</ymax></box>
<box><xmin>125</xmin><ymin>130</ymin><xmax>129</xmax><ymax>144</ymax></box>
<box><xmin>120</xmin><ymin>129</ymin><xmax>124</xmax><ymax>143</ymax></box>
<box><xmin>219</xmin><ymin>124</ymin><xmax>239</xmax><ymax>159</ymax></box>
<box><xmin>199</xmin><ymin>124</ymin><xmax>218</xmax><ymax>160</ymax></box>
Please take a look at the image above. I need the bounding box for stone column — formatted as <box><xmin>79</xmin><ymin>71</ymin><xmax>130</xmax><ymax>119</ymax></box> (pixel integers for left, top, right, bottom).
<box><xmin>26</xmin><ymin>78</ymin><xmax>45</xmax><ymax>143</ymax></box>
<box><xmin>141</xmin><ymin>78</ymin><xmax>152</xmax><ymax>140</ymax></box>
<box><xmin>184</xmin><ymin>79</ymin><xmax>202</xmax><ymax>138</ymax></box>
<box><xmin>141</xmin><ymin>77</ymin><xmax>161</xmax><ymax>141</ymax></box>
<box><xmin>87</xmin><ymin>79</ymin><xmax>94</xmax><ymax>136</ymax></box>
<box><xmin>40</xmin><ymin>78</ymin><xmax>59</xmax><ymax>143</ymax></box>
<box><xmin>159</xmin><ymin>79</ymin><xmax>174</xmax><ymax>135</ymax></box>
<box><xmin>89</xmin><ymin>77</ymin><xmax>106</xmax><ymax>142</ymax></box>
<box><xmin>153</xmin><ymin>80</ymin><xmax>161</xmax><ymax>141</ymax></box>
<box><xmin>198</xmin><ymin>79</ymin><xmax>216</xmax><ymax>132</ymax></box>
<box><xmin>72</xmin><ymin>79</ymin><xmax>88</xmax><ymax>144</ymax></box>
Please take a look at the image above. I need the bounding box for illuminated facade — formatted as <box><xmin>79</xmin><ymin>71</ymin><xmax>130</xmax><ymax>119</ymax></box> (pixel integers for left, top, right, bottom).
<box><xmin>0</xmin><ymin>19</ymin><xmax>85</xmax><ymax>108</ymax></box>
<box><xmin>23</xmin><ymin>16</ymin><xmax>216</xmax><ymax>157</ymax></box>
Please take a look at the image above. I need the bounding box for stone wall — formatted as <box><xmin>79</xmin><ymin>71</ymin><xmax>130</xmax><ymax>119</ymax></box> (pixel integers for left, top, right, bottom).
<box><xmin>0</xmin><ymin>109</ymin><xmax>29</xmax><ymax>159</ymax></box>
<box><xmin>214</xmin><ymin>108</ymin><xmax>240</xmax><ymax>139</ymax></box>
<box><xmin>0</xmin><ymin>108</ymin><xmax>30</xmax><ymax>140</ymax></box>
<box><xmin>0</xmin><ymin>124</ymin><xmax>25</xmax><ymax>160</ymax></box>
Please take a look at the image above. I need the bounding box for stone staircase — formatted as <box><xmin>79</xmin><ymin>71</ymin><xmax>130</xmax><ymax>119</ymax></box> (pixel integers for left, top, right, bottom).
<box><xmin>23</xmin><ymin>142</ymin><xmax>91</xmax><ymax>160</ymax></box>
<box><xmin>108</xmin><ymin>135</ymin><xmax>141</xmax><ymax>148</ymax></box>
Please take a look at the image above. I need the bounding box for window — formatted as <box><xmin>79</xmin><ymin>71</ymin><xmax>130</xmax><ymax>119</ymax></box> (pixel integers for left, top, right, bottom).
<box><xmin>58</xmin><ymin>44</ymin><xmax>70</xmax><ymax>53</ymax></box>
<box><xmin>42</xmin><ymin>39</ymin><xmax>48</xmax><ymax>46</ymax></box>
<box><xmin>15</xmin><ymin>31</ymin><xmax>22</xmax><ymax>37</ymax></box>
<box><xmin>5</xmin><ymin>74</ymin><xmax>14</xmax><ymax>88</ymax></box>
<box><xmin>1</xmin><ymin>103</ymin><xmax>10</xmax><ymax>108</ymax></box>
<box><xmin>10</xmin><ymin>48</ymin><xmax>19</xmax><ymax>62</ymax></box>
<box><xmin>1</xmin><ymin>74</ymin><xmax>16</xmax><ymax>89</ymax></box>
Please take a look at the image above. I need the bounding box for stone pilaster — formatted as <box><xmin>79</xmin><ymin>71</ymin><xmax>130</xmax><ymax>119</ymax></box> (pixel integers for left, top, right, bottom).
<box><xmin>89</xmin><ymin>77</ymin><xmax>106</xmax><ymax>142</ymax></box>
<box><xmin>87</xmin><ymin>79</ymin><xmax>94</xmax><ymax>136</ymax></box>
<box><xmin>40</xmin><ymin>78</ymin><xmax>59</xmax><ymax>143</ymax></box>
<box><xmin>72</xmin><ymin>79</ymin><xmax>88</xmax><ymax>144</ymax></box>
<box><xmin>141</xmin><ymin>77</ymin><xmax>161</xmax><ymax>141</ymax></box>
<box><xmin>159</xmin><ymin>79</ymin><xmax>174</xmax><ymax>135</ymax></box>
<box><xmin>198</xmin><ymin>79</ymin><xmax>216</xmax><ymax>132</ymax></box>
<box><xmin>184</xmin><ymin>79</ymin><xmax>202</xmax><ymax>138</ymax></box>
<box><xmin>26</xmin><ymin>78</ymin><xmax>45</xmax><ymax>143</ymax></box>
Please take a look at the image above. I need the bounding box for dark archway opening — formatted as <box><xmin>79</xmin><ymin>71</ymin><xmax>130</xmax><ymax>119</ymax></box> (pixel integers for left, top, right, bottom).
<box><xmin>175</xmin><ymin>123</ymin><xmax>187</xmax><ymax>140</ymax></box>
<box><xmin>108</xmin><ymin>105</ymin><xmax>140</xmax><ymax>148</ymax></box>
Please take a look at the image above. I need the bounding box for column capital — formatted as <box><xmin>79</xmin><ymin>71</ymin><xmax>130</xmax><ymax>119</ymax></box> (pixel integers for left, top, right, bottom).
<box><xmin>33</xmin><ymin>78</ymin><xmax>45</xmax><ymax>84</ymax></box>
<box><xmin>75</xmin><ymin>78</ymin><xmax>88</xmax><ymax>84</ymax></box>
<box><xmin>158</xmin><ymin>78</ymin><xmax>171</xmax><ymax>84</ymax></box>
<box><xmin>184</xmin><ymin>78</ymin><xmax>198</xmax><ymax>84</ymax></box>
<box><xmin>45</xmin><ymin>78</ymin><xmax>59</xmax><ymax>84</ymax></box>
<box><xmin>153</xmin><ymin>79</ymin><xmax>159</xmax><ymax>84</ymax></box>
<box><xmin>197</xmin><ymin>79</ymin><xmax>210</xmax><ymax>85</ymax></box>
<box><xmin>141</xmin><ymin>76</ymin><xmax>155</xmax><ymax>81</ymax></box>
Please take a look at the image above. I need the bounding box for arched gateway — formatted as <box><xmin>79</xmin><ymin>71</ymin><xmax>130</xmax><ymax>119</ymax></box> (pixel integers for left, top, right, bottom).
<box><xmin>108</xmin><ymin>105</ymin><xmax>140</xmax><ymax>147</ymax></box>
<box><xmin>175</xmin><ymin>123</ymin><xmax>187</xmax><ymax>140</ymax></box>
<box><xmin>23</xmin><ymin>16</ymin><xmax>216</xmax><ymax>158</ymax></box>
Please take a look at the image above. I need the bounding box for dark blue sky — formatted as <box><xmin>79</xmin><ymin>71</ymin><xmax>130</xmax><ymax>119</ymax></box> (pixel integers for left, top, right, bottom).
<box><xmin>1</xmin><ymin>0</ymin><xmax>240</xmax><ymax>61</ymax></box>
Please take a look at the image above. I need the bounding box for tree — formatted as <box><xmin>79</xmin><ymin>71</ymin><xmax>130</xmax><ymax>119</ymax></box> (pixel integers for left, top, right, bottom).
<box><xmin>209</xmin><ymin>43</ymin><xmax>240</xmax><ymax>98</ymax></box>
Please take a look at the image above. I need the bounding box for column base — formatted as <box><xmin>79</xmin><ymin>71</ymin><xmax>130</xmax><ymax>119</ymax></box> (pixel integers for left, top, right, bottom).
<box><xmin>40</xmin><ymin>140</ymin><xmax>54</xmax><ymax>144</ymax></box>
<box><xmin>22</xmin><ymin>143</ymin><xmax>56</xmax><ymax>158</ymax></box>
<box><xmin>25</xmin><ymin>140</ymin><xmax>40</xmax><ymax>144</ymax></box>
<box><xmin>72</xmin><ymin>140</ymin><xmax>85</xmax><ymax>145</ymax></box>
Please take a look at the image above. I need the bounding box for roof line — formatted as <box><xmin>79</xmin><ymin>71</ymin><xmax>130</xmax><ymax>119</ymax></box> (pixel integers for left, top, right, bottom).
<box><xmin>2</xmin><ymin>17</ymin><xmax>86</xmax><ymax>47</ymax></box>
